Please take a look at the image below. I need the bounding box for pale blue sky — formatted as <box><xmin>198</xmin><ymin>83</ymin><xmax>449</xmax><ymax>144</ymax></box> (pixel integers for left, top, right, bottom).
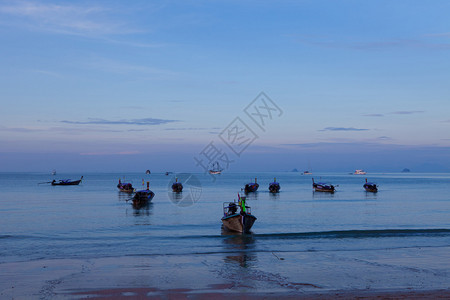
<box><xmin>1</xmin><ymin>0</ymin><xmax>449</xmax><ymax>172</ymax></box>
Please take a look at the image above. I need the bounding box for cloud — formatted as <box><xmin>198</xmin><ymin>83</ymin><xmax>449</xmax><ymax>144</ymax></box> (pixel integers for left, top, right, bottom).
<box><xmin>61</xmin><ymin>118</ymin><xmax>178</xmax><ymax>126</ymax></box>
<box><xmin>362</xmin><ymin>113</ymin><xmax>384</xmax><ymax>117</ymax></box>
<box><xmin>0</xmin><ymin>1</ymin><xmax>140</xmax><ymax>36</ymax></box>
<box><xmin>390</xmin><ymin>110</ymin><xmax>425</xmax><ymax>115</ymax></box>
<box><xmin>319</xmin><ymin>127</ymin><xmax>369</xmax><ymax>132</ymax></box>
<box><xmin>377</xmin><ymin>136</ymin><xmax>392</xmax><ymax>140</ymax></box>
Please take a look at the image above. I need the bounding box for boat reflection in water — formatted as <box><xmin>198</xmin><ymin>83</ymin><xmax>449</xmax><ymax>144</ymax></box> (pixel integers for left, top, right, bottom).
<box><xmin>221</xmin><ymin>231</ymin><xmax>256</xmax><ymax>268</ymax></box>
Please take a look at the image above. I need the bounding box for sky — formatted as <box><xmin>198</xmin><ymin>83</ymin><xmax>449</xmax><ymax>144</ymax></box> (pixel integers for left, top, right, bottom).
<box><xmin>0</xmin><ymin>0</ymin><xmax>450</xmax><ymax>173</ymax></box>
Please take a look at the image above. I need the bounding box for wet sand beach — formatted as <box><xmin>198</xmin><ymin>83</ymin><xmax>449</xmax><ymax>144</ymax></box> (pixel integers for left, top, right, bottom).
<box><xmin>2</xmin><ymin>245</ymin><xmax>449</xmax><ymax>299</ymax></box>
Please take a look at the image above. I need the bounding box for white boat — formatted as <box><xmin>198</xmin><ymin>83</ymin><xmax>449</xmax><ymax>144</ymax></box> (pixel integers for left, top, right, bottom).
<box><xmin>354</xmin><ymin>169</ymin><xmax>367</xmax><ymax>175</ymax></box>
<box><xmin>209</xmin><ymin>161</ymin><xmax>223</xmax><ymax>174</ymax></box>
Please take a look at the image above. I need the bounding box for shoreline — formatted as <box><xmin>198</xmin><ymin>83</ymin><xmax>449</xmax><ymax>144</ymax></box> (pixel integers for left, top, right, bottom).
<box><xmin>68</xmin><ymin>287</ymin><xmax>450</xmax><ymax>299</ymax></box>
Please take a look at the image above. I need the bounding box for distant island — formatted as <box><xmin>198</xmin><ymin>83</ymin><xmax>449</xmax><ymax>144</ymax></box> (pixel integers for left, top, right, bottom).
<box><xmin>401</xmin><ymin>168</ymin><xmax>411</xmax><ymax>173</ymax></box>
<box><xmin>291</xmin><ymin>168</ymin><xmax>299</xmax><ymax>172</ymax></box>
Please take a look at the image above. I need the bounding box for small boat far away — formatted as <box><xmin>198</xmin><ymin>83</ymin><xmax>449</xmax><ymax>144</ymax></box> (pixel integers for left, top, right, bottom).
<box><xmin>117</xmin><ymin>179</ymin><xmax>135</xmax><ymax>193</ymax></box>
<box><xmin>172</xmin><ymin>178</ymin><xmax>183</xmax><ymax>193</ymax></box>
<box><xmin>51</xmin><ymin>176</ymin><xmax>83</xmax><ymax>186</ymax></box>
<box><xmin>312</xmin><ymin>178</ymin><xmax>335</xmax><ymax>193</ymax></box>
<box><xmin>244</xmin><ymin>177</ymin><xmax>259</xmax><ymax>193</ymax></box>
<box><xmin>51</xmin><ymin>169</ymin><xmax>56</xmax><ymax>176</ymax></box>
<box><xmin>354</xmin><ymin>169</ymin><xmax>367</xmax><ymax>175</ymax></box>
<box><xmin>145</xmin><ymin>170</ymin><xmax>151</xmax><ymax>174</ymax></box>
<box><xmin>132</xmin><ymin>181</ymin><xmax>155</xmax><ymax>207</ymax></box>
<box><xmin>268</xmin><ymin>177</ymin><xmax>280</xmax><ymax>193</ymax></box>
<box><xmin>364</xmin><ymin>178</ymin><xmax>378</xmax><ymax>193</ymax></box>
<box><xmin>209</xmin><ymin>161</ymin><xmax>223</xmax><ymax>174</ymax></box>
<box><xmin>221</xmin><ymin>194</ymin><xmax>257</xmax><ymax>233</ymax></box>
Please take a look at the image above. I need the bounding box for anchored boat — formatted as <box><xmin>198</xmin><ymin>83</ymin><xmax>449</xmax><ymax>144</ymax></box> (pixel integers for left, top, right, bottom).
<box><xmin>268</xmin><ymin>177</ymin><xmax>280</xmax><ymax>193</ymax></box>
<box><xmin>51</xmin><ymin>176</ymin><xmax>83</xmax><ymax>186</ymax></box>
<box><xmin>117</xmin><ymin>179</ymin><xmax>134</xmax><ymax>193</ymax></box>
<box><xmin>221</xmin><ymin>194</ymin><xmax>257</xmax><ymax>233</ymax></box>
<box><xmin>244</xmin><ymin>178</ymin><xmax>259</xmax><ymax>193</ymax></box>
<box><xmin>172</xmin><ymin>178</ymin><xmax>183</xmax><ymax>193</ymax></box>
<box><xmin>209</xmin><ymin>161</ymin><xmax>223</xmax><ymax>174</ymax></box>
<box><xmin>132</xmin><ymin>181</ymin><xmax>155</xmax><ymax>207</ymax></box>
<box><xmin>363</xmin><ymin>178</ymin><xmax>378</xmax><ymax>193</ymax></box>
<box><xmin>312</xmin><ymin>178</ymin><xmax>335</xmax><ymax>193</ymax></box>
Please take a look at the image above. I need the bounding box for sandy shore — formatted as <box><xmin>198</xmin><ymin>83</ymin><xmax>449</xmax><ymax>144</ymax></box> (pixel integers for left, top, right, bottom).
<box><xmin>1</xmin><ymin>246</ymin><xmax>449</xmax><ymax>299</ymax></box>
<box><xmin>68</xmin><ymin>287</ymin><xmax>450</xmax><ymax>299</ymax></box>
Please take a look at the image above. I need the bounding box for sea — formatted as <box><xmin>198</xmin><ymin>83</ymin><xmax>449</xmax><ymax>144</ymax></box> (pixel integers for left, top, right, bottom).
<box><xmin>1</xmin><ymin>172</ymin><xmax>449</xmax><ymax>297</ymax></box>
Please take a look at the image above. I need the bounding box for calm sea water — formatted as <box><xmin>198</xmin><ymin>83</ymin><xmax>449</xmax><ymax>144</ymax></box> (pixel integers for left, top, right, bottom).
<box><xmin>1</xmin><ymin>172</ymin><xmax>449</xmax><ymax>265</ymax></box>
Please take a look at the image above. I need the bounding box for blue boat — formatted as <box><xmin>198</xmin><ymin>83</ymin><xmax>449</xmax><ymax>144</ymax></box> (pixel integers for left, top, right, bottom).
<box><xmin>268</xmin><ymin>177</ymin><xmax>280</xmax><ymax>193</ymax></box>
<box><xmin>244</xmin><ymin>177</ymin><xmax>259</xmax><ymax>193</ymax></box>
<box><xmin>364</xmin><ymin>178</ymin><xmax>378</xmax><ymax>193</ymax></box>
<box><xmin>132</xmin><ymin>182</ymin><xmax>155</xmax><ymax>207</ymax></box>
<box><xmin>312</xmin><ymin>178</ymin><xmax>335</xmax><ymax>193</ymax></box>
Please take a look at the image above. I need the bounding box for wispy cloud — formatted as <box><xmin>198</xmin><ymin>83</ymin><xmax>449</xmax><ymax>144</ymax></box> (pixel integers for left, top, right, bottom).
<box><xmin>390</xmin><ymin>110</ymin><xmax>425</xmax><ymax>115</ymax></box>
<box><xmin>0</xmin><ymin>1</ymin><xmax>140</xmax><ymax>36</ymax></box>
<box><xmin>61</xmin><ymin>118</ymin><xmax>177</xmax><ymax>126</ymax></box>
<box><xmin>377</xmin><ymin>136</ymin><xmax>392</xmax><ymax>140</ymax></box>
<box><xmin>319</xmin><ymin>127</ymin><xmax>369</xmax><ymax>132</ymax></box>
<box><xmin>362</xmin><ymin>113</ymin><xmax>384</xmax><ymax>117</ymax></box>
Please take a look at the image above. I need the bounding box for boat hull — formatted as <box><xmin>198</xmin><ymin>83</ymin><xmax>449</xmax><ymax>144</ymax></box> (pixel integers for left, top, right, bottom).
<box><xmin>51</xmin><ymin>177</ymin><xmax>83</xmax><ymax>186</ymax></box>
<box><xmin>313</xmin><ymin>184</ymin><xmax>335</xmax><ymax>193</ymax></box>
<box><xmin>221</xmin><ymin>213</ymin><xmax>256</xmax><ymax>233</ymax></box>
<box><xmin>244</xmin><ymin>183</ymin><xmax>259</xmax><ymax>193</ymax></box>
<box><xmin>269</xmin><ymin>183</ymin><xmax>280</xmax><ymax>193</ymax></box>
<box><xmin>364</xmin><ymin>184</ymin><xmax>378</xmax><ymax>193</ymax></box>
<box><xmin>172</xmin><ymin>183</ymin><xmax>183</xmax><ymax>193</ymax></box>
<box><xmin>132</xmin><ymin>190</ymin><xmax>155</xmax><ymax>207</ymax></box>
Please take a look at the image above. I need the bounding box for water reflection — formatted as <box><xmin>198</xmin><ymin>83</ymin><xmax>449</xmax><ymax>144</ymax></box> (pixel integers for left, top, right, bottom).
<box><xmin>268</xmin><ymin>192</ymin><xmax>280</xmax><ymax>200</ymax></box>
<box><xmin>243</xmin><ymin>192</ymin><xmax>259</xmax><ymax>201</ymax></box>
<box><xmin>221</xmin><ymin>230</ymin><xmax>256</xmax><ymax>268</ymax></box>
<box><xmin>125</xmin><ymin>202</ymin><xmax>154</xmax><ymax>217</ymax></box>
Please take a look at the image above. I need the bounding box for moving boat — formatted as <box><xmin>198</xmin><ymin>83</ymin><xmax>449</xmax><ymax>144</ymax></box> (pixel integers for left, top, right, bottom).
<box><xmin>363</xmin><ymin>178</ymin><xmax>378</xmax><ymax>193</ymax></box>
<box><xmin>354</xmin><ymin>169</ymin><xmax>367</xmax><ymax>175</ymax></box>
<box><xmin>209</xmin><ymin>161</ymin><xmax>223</xmax><ymax>175</ymax></box>
<box><xmin>132</xmin><ymin>181</ymin><xmax>155</xmax><ymax>207</ymax></box>
<box><xmin>172</xmin><ymin>178</ymin><xmax>183</xmax><ymax>193</ymax></box>
<box><xmin>117</xmin><ymin>179</ymin><xmax>134</xmax><ymax>193</ymax></box>
<box><xmin>51</xmin><ymin>176</ymin><xmax>83</xmax><ymax>186</ymax></box>
<box><xmin>312</xmin><ymin>178</ymin><xmax>335</xmax><ymax>193</ymax></box>
<box><xmin>221</xmin><ymin>194</ymin><xmax>257</xmax><ymax>233</ymax></box>
<box><xmin>244</xmin><ymin>178</ymin><xmax>259</xmax><ymax>193</ymax></box>
<box><xmin>268</xmin><ymin>178</ymin><xmax>280</xmax><ymax>193</ymax></box>
<box><xmin>145</xmin><ymin>170</ymin><xmax>151</xmax><ymax>174</ymax></box>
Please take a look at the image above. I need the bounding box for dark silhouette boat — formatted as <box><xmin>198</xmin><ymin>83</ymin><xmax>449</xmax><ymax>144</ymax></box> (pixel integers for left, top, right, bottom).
<box><xmin>209</xmin><ymin>161</ymin><xmax>223</xmax><ymax>174</ymax></box>
<box><xmin>312</xmin><ymin>178</ymin><xmax>335</xmax><ymax>193</ymax></box>
<box><xmin>222</xmin><ymin>194</ymin><xmax>256</xmax><ymax>233</ymax></box>
<box><xmin>244</xmin><ymin>178</ymin><xmax>259</xmax><ymax>193</ymax></box>
<box><xmin>117</xmin><ymin>179</ymin><xmax>134</xmax><ymax>193</ymax></box>
<box><xmin>172</xmin><ymin>178</ymin><xmax>183</xmax><ymax>193</ymax></box>
<box><xmin>133</xmin><ymin>181</ymin><xmax>155</xmax><ymax>207</ymax></box>
<box><xmin>51</xmin><ymin>176</ymin><xmax>83</xmax><ymax>186</ymax></box>
<box><xmin>363</xmin><ymin>178</ymin><xmax>378</xmax><ymax>193</ymax></box>
<box><xmin>268</xmin><ymin>177</ymin><xmax>280</xmax><ymax>193</ymax></box>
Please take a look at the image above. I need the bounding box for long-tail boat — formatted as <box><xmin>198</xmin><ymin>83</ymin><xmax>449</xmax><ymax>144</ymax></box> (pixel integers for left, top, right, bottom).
<box><xmin>132</xmin><ymin>181</ymin><xmax>155</xmax><ymax>207</ymax></box>
<box><xmin>363</xmin><ymin>178</ymin><xmax>378</xmax><ymax>193</ymax></box>
<box><xmin>172</xmin><ymin>178</ymin><xmax>183</xmax><ymax>193</ymax></box>
<box><xmin>244</xmin><ymin>177</ymin><xmax>259</xmax><ymax>193</ymax></box>
<box><xmin>221</xmin><ymin>194</ymin><xmax>257</xmax><ymax>233</ymax></box>
<box><xmin>268</xmin><ymin>177</ymin><xmax>280</xmax><ymax>193</ymax></box>
<box><xmin>51</xmin><ymin>176</ymin><xmax>83</xmax><ymax>186</ymax></box>
<box><xmin>117</xmin><ymin>179</ymin><xmax>134</xmax><ymax>193</ymax></box>
<box><xmin>312</xmin><ymin>178</ymin><xmax>335</xmax><ymax>193</ymax></box>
